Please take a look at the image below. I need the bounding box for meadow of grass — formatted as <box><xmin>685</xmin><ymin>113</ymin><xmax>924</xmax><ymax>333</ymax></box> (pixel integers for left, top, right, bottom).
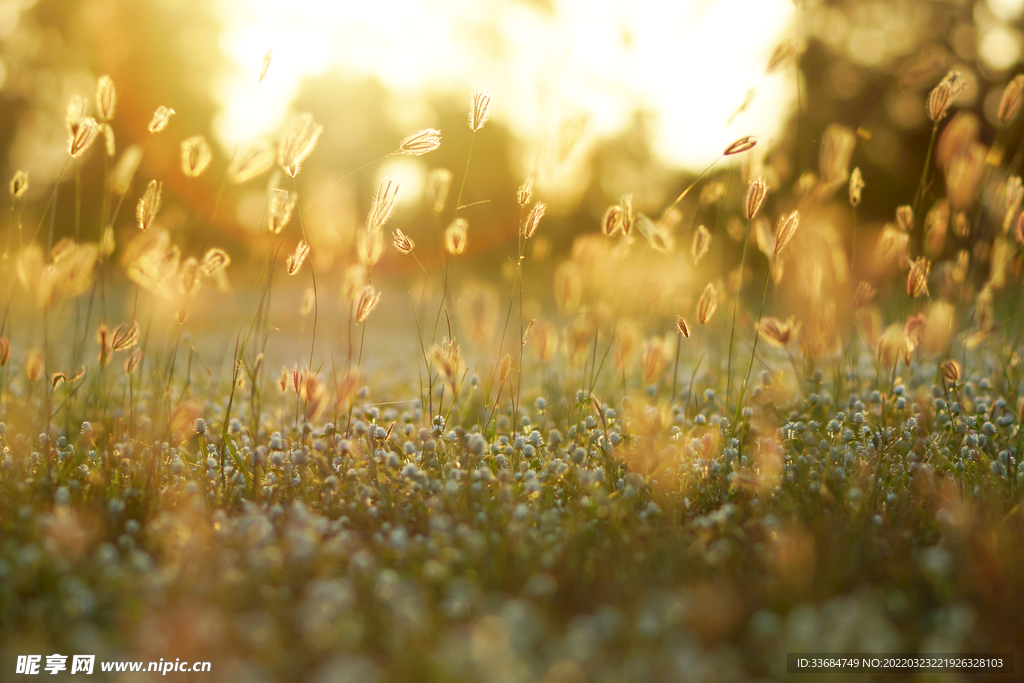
<box><xmin>2</xmin><ymin>43</ymin><xmax>1024</xmax><ymax>683</ymax></box>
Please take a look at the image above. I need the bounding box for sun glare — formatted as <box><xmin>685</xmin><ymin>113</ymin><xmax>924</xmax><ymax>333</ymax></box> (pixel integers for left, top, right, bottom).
<box><xmin>213</xmin><ymin>0</ymin><xmax>796</xmax><ymax>173</ymax></box>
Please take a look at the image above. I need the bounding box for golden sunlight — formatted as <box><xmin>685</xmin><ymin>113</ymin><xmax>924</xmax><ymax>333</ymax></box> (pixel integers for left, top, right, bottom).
<box><xmin>213</xmin><ymin>0</ymin><xmax>797</xmax><ymax>173</ymax></box>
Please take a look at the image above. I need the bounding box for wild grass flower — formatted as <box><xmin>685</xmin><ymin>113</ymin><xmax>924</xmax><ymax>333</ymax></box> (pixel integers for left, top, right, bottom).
<box><xmin>124</xmin><ymin>349</ymin><xmax>142</xmax><ymax>375</ymax></box>
<box><xmin>398</xmin><ymin>129</ymin><xmax>442</xmax><ymax>156</ymax></box>
<box><xmin>927</xmin><ymin>70</ymin><xmax>966</xmax><ymax>122</ymax></box>
<box><xmin>430</xmin><ymin>338</ymin><xmax>463</xmax><ymax>385</ymax></box>
<box><xmin>517</xmin><ymin>177</ymin><xmax>534</xmax><ymax>206</ymax></box>
<box><xmin>522</xmin><ymin>201</ymin><xmax>546</xmax><ymax>239</ymax></box>
<box><xmin>9</xmin><ymin>170</ymin><xmax>27</xmax><ymax>199</ymax></box>
<box><xmin>773</xmin><ymin>210</ymin><xmax>800</xmax><ymax>255</ymax></box>
<box><xmin>268</xmin><ymin>189</ymin><xmax>297</xmax><ymax>234</ymax></box>
<box><xmin>691</xmin><ymin>225</ymin><xmax>711</xmax><ymax>264</ymax></box>
<box><xmin>906</xmin><ymin>257</ymin><xmax>931</xmax><ymax>297</ymax></box>
<box><xmin>111</xmin><ymin>321</ymin><xmax>139</xmax><ymax>351</ymax></box>
<box><xmin>849</xmin><ymin>167</ymin><xmax>864</xmax><ymax>206</ymax></box>
<box><xmin>260</xmin><ymin>48</ymin><xmax>272</xmax><ymax>83</ymax></box>
<box><xmin>278</xmin><ymin>113</ymin><xmax>323</xmax><ymax>177</ymax></box>
<box><xmin>744</xmin><ymin>179</ymin><xmax>768</xmax><ymax>220</ymax></box>
<box><xmin>0</xmin><ymin>337</ymin><xmax>8</xmax><ymax>366</ymax></box>
<box><xmin>766</xmin><ymin>41</ymin><xmax>797</xmax><ymax>73</ymax></box>
<box><xmin>181</xmin><ymin>136</ymin><xmax>212</xmax><ymax>177</ymax></box>
<box><xmin>357</xmin><ymin>228</ymin><xmax>383</xmax><ymax>266</ymax></box>
<box><xmin>601</xmin><ymin>204</ymin><xmax>625</xmax><ymax>236</ymax></box>
<box><xmin>96</xmin><ymin>75</ymin><xmax>116</xmax><ymax>120</ymax></box>
<box><xmin>367</xmin><ymin>177</ymin><xmax>400</xmax><ymax>231</ymax></box>
<box><xmin>148</xmin><ymin>106</ymin><xmax>175</xmax><ymax>133</ymax></box>
<box><xmin>893</xmin><ymin>205</ymin><xmax>913</xmax><ymax>232</ymax></box>
<box><xmin>445</xmin><ymin>218</ymin><xmax>468</xmax><ymax>254</ymax></box>
<box><xmin>756</xmin><ymin>316</ymin><xmax>800</xmax><ymax>347</ymax></box>
<box><xmin>102</xmin><ymin>124</ymin><xmax>115</xmax><ymax>157</ymax></box>
<box><xmin>68</xmin><ymin>117</ymin><xmax>99</xmax><ymax>158</ymax></box>
<box><xmin>286</xmin><ymin>241</ymin><xmax>310</xmax><ymax>275</ymax></box>
<box><xmin>469</xmin><ymin>91</ymin><xmax>491</xmax><ymax>132</ymax></box>
<box><xmin>998</xmin><ymin>75</ymin><xmax>1024</xmax><ymax>124</ymax></box>
<box><xmin>112</xmin><ymin>146</ymin><xmax>144</xmax><ymax>195</ymax></box>
<box><xmin>696</xmin><ymin>283</ymin><xmax>718</xmax><ymax>325</ymax></box>
<box><xmin>229</xmin><ymin>139</ymin><xmax>276</xmax><ymax>184</ymax></box>
<box><xmin>820</xmin><ymin>124</ymin><xmax>856</xmax><ymax>187</ymax></box>
<box><xmin>945</xmin><ymin>142</ymin><xmax>986</xmax><ymax>211</ymax></box>
<box><xmin>354</xmin><ymin>285</ymin><xmax>381</xmax><ymax>324</ymax></box>
<box><xmin>676</xmin><ymin>317</ymin><xmax>690</xmax><ymax>339</ymax></box>
<box><xmin>201</xmin><ymin>248</ymin><xmax>231</xmax><ymax>276</ymax></box>
<box><xmin>428</xmin><ymin>169</ymin><xmax>453</xmax><ymax>214</ymax></box>
<box><xmin>136</xmin><ymin>180</ymin><xmax>162</xmax><ymax>230</ymax></box>
<box><xmin>724</xmin><ymin>135</ymin><xmax>757</xmax><ymax>155</ymax></box>
<box><xmin>853</xmin><ymin>281</ymin><xmax>876</xmax><ymax>309</ymax></box>
<box><xmin>940</xmin><ymin>358</ymin><xmax>961</xmax><ymax>383</ymax></box>
<box><xmin>925</xmin><ymin>200</ymin><xmax>949</xmax><ymax>256</ymax></box>
<box><xmin>26</xmin><ymin>348</ymin><xmax>42</xmax><ymax>382</ymax></box>
<box><xmin>392</xmin><ymin>228</ymin><xmax>415</xmax><ymax>254</ymax></box>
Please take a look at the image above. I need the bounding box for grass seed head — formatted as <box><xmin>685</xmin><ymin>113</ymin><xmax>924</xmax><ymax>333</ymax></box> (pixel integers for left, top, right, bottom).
<box><xmin>367</xmin><ymin>177</ymin><xmax>400</xmax><ymax>231</ymax></box>
<box><xmin>522</xmin><ymin>201</ymin><xmax>546</xmax><ymax>239</ymax></box>
<box><xmin>820</xmin><ymin>124</ymin><xmax>856</xmax><ymax>187</ymax></box>
<box><xmin>906</xmin><ymin>257</ymin><xmax>931</xmax><ymax>298</ymax></box>
<box><xmin>744</xmin><ymin>178</ymin><xmax>768</xmax><ymax>220</ymax></box>
<box><xmin>676</xmin><ymin>316</ymin><xmax>690</xmax><ymax>339</ymax></box>
<box><xmin>428</xmin><ymin>168</ymin><xmax>453</xmax><ymax>214</ymax></box>
<box><xmin>68</xmin><ymin>117</ymin><xmax>99</xmax><ymax>158</ymax></box>
<box><xmin>111</xmin><ymin>321</ymin><xmax>139</xmax><ymax>351</ymax></box>
<box><xmin>925</xmin><ymin>200</ymin><xmax>949</xmax><ymax>256</ymax></box>
<box><xmin>268</xmin><ymin>188</ymin><xmax>297</xmax><ymax>234</ymax></box>
<box><xmin>697</xmin><ymin>283</ymin><xmax>718</xmax><ymax>325</ymax></box>
<box><xmin>229</xmin><ymin>139</ymin><xmax>276</xmax><ymax>184</ymax></box>
<box><xmin>928</xmin><ymin>70</ymin><xmax>966</xmax><ymax>122</ymax></box>
<box><xmin>999</xmin><ymin>75</ymin><xmax>1024</xmax><ymax>124</ymax></box>
<box><xmin>849</xmin><ymin>167</ymin><xmax>864</xmax><ymax>206</ymax></box>
<box><xmin>398</xmin><ymin>128</ymin><xmax>442</xmax><ymax>156</ymax></box>
<box><xmin>853</xmin><ymin>281</ymin><xmax>876</xmax><ymax>310</ymax></box>
<box><xmin>200</xmin><ymin>248</ymin><xmax>231</xmax><ymax>276</ymax></box>
<box><xmin>357</xmin><ymin>228</ymin><xmax>384</xmax><ymax>266</ymax></box>
<box><xmin>773</xmin><ymin>210</ymin><xmax>800</xmax><ymax>255</ymax></box>
<box><xmin>102</xmin><ymin>124</ymin><xmax>115</xmax><ymax>156</ymax></box>
<box><xmin>469</xmin><ymin>90</ymin><xmax>491</xmax><ymax>132</ymax></box>
<box><xmin>445</xmin><ymin>218</ymin><xmax>468</xmax><ymax>255</ymax></box>
<box><xmin>392</xmin><ymin>228</ymin><xmax>415</xmax><ymax>254</ymax></box>
<box><xmin>517</xmin><ymin>176</ymin><xmax>534</xmax><ymax>206</ymax></box>
<box><xmin>124</xmin><ymin>349</ymin><xmax>142</xmax><ymax>375</ymax></box>
<box><xmin>260</xmin><ymin>48</ymin><xmax>272</xmax><ymax>84</ymax></box>
<box><xmin>757</xmin><ymin>316</ymin><xmax>800</xmax><ymax>347</ymax></box>
<box><xmin>724</xmin><ymin>135</ymin><xmax>756</xmax><ymax>156</ymax></box>
<box><xmin>895</xmin><ymin>205</ymin><xmax>914</xmax><ymax>231</ymax></box>
<box><xmin>9</xmin><ymin>170</ymin><xmax>27</xmax><ymax>199</ymax></box>
<box><xmin>65</xmin><ymin>95</ymin><xmax>88</xmax><ymax>135</ymax></box>
<box><xmin>940</xmin><ymin>358</ymin><xmax>962</xmax><ymax>383</ymax></box>
<box><xmin>0</xmin><ymin>336</ymin><xmax>8</xmax><ymax>366</ymax></box>
<box><xmin>112</xmin><ymin>145</ymin><xmax>143</xmax><ymax>195</ymax></box>
<box><xmin>601</xmin><ymin>204</ymin><xmax>624</xmax><ymax>236</ymax></box>
<box><xmin>945</xmin><ymin>142</ymin><xmax>986</xmax><ymax>211</ymax></box>
<box><xmin>26</xmin><ymin>348</ymin><xmax>43</xmax><ymax>382</ymax></box>
<box><xmin>691</xmin><ymin>225</ymin><xmax>711</xmax><ymax>264</ymax></box>
<box><xmin>136</xmin><ymin>180</ymin><xmax>162</xmax><ymax>230</ymax></box>
<box><xmin>355</xmin><ymin>285</ymin><xmax>381</xmax><ymax>324</ymax></box>
<box><xmin>148</xmin><ymin>106</ymin><xmax>175</xmax><ymax>133</ymax></box>
<box><xmin>181</xmin><ymin>136</ymin><xmax>212</xmax><ymax>178</ymax></box>
<box><xmin>96</xmin><ymin>75</ymin><xmax>116</xmax><ymax>120</ymax></box>
<box><xmin>278</xmin><ymin>113</ymin><xmax>323</xmax><ymax>177</ymax></box>
<box><xmin>286</xmin><ymin>240</ymin><xmax>310</xmax><ymax>275</ymax></box>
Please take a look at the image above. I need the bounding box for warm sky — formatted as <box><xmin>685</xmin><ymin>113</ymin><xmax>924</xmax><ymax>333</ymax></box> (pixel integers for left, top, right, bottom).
<box><xmin>211</xmin><ymin>0</ymin><xmax>797</xmax><ymax>173</ymax></box>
